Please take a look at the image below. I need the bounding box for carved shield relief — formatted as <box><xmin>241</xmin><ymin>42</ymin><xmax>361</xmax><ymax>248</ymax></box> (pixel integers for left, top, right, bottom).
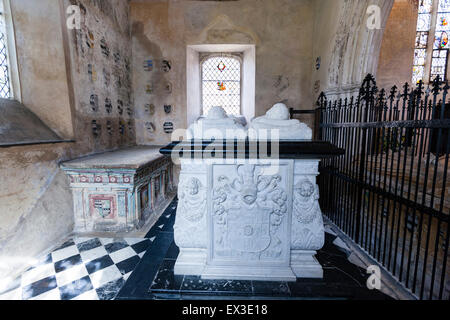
<box><xmin>210</xmin><ymin>163</ymin><xmax>292</xmax><ymax>265</ymax></box>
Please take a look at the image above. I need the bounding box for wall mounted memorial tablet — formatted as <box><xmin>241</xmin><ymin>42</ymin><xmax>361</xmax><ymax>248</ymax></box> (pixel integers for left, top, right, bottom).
<box><xmin>165</xmin><ymin>82</ymin><xmax>172</xmax><ymax>94</ymax></box>
<box><xmin>103</xmin><ymin>68</ymin><xmax>110</xmax><ymax>87</ymax></box>
<box><xmin>144</xmin><ymin>59</ymin><xmax>153</xmax><ymax>71</ymax></box>
<box><xmin>88</xmin><ymin>64</ymin><xmax>97</xmax><ymax>82</ymax></box>
<box><xmin>146</xmin><ymin>83</ymin><xmax>153</xmax><ymax>95</ymax></box>
<box><xmin>115</xmin><ymin>75</ymin><xmax>122</xmax><ymax>89</ymax></box>
<box><xmin>161</xmin><ymin>59</ymin><xmax>172</xmax><ymax>72</ymax></box>
<box><xmin>119</xmin><ymin>121</ymin><xmax>125</xmax><ymax>135</ymax></box>
<box><xmin>100</xmin><ymin>37</ymin><xmax>110</xmax><ymax>57</ymax></box>
<box><xmin>314</xmin><ymin>80</ymin><xmax>321</xmax><ymax>93</ymax></box>
<box><xmin>105</xmin><ymin>98</ymin><xmax>112</xmax><ymax>113</ymax></box>
<box><xmin>163</xmin><ymin>122</ymin><xmax>174</xmax><ymax>134</ymax></box>
<box><xmin>145</xmin><ymin>104</ymin><xmax>156</xmax><ymax>115</ymax></box>
<box><xmin>90</xmin><ymin>94</ymin><xmax>99</xmax><ymax>112</ymax></box>
<box><xmin>164</xmin><ymin>104</ymin><xmax>172</xmax><ymax>114</ymax></box>
<box><xmin>145</xmin><ymin>122</ymin><xmax>155</xmax><ymax>133</ymax></box>
<box><xmin>92</xmin><ymin>120</ymin><xmax>101</xmax><ymax>137</ymax></box>
<box><xmin>114</xmin><ymin>51</ymin><xmax>121</xmax><ymax>64</ymax></box>
<box><xmin>86</xmin><ymin>30</ymin><xmax>94</xmax><ymax>49</ymax></box>
<box><xmin>117</xmin><ymin>100</ymin><xmax>124</xmax><ymax>115</ymax></box>
<box><xmin>106</xmin><ymin>121</ymin><xmax>113</xmax><ymax>135</ymax></box>
<box><xmin>127</xmin><ymin>106</ymin><xmax>133</xmax><ymax>116</ymax></box>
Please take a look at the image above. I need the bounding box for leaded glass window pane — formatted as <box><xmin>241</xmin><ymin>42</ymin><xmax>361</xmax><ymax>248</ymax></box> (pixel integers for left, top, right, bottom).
<box><xmin>430</xmin><ymin>0</ymin><xmax>450</xmax><ymax>81</ymax></box>
<box><xmin>414</xmin><ymin>49</ymin><xmax>427</xmax><ymax>65</ymax></box>
<box><xmin>0</xmin><ymin>2</ymin><xmax>11</xmax><ymax>99</ymax></box>
<box><xmin>417</xmin><ymin>13</ymin><xmax>432</xmax><ymax>31</ymax></box>
<box><xmin>416</xmin><ymin>31</ymin><xmax>429</xmax><ymax>48</ymax></box>
<box><xmin>413</xmin><ymin>66</ymin><xmax>425</xmax><ymax>84</ymax></box>
<box><xmin>202</xmin><ymin>56</ymin><xmax>241</xmax><ymax>116</ymax></box>
<box><xmin>430</xmin><ymin>49</ymin><xmax>448</xmax><ymax>80</ymax></box>
<box><xmin>419</xmin><ymin>0</ymin><xmax>434</xmax><ymax>13</ymax></box>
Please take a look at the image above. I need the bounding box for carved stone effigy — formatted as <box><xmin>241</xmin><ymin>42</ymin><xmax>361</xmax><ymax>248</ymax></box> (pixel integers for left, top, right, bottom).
<box><xmin>61</xmin><ymin>146</ymin><xmax>176</xmax><ymax>233</ymax></box>
<box><xmin>161</xmin><ymin>105</ymin><xmax>342</xmax><ymax>281</ymax></box>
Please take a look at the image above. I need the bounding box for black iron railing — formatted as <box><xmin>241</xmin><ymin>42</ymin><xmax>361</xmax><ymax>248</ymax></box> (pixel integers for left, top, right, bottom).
<box><xmin>316</xmin><ymin>74</ymin><xmax>449</xmax><ymax>300</ymax></box>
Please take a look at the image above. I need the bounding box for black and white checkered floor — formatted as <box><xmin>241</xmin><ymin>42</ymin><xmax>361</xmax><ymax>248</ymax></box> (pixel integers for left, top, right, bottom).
<box><xmin>0</xmin><ymin>202</ymin><xmax>177</xmax><ymax>301</ymax></box>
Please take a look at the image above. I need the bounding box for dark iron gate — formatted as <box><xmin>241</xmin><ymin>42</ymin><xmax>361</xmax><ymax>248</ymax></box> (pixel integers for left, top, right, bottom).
<box><xmin>316</xmin><ymin>74</ymin><xmax>449</xmax><ymax>300</ymax></box>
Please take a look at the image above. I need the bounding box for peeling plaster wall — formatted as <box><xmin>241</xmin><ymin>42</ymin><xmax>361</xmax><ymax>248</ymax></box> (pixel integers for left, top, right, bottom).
<box><xmin>0</xmin><ymin>0</ymin><xmax>135</xmax><ymax>281</ymax></box>
<box><xmin>131</xmin><ymin>0</ymin><xmax>315</xmax><ymax>145</ymax></box>
<box><xmin>376</xmin><ymin>0</ymin><xmax>417</xmax><ymax>90</ymax></box>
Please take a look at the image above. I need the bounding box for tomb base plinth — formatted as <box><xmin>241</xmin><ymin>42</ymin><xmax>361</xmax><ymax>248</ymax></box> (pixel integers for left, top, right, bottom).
<box><xmin>161</xmin><ymin>140</ymin><xmax>343</xmax><ymax>282</ymax></box>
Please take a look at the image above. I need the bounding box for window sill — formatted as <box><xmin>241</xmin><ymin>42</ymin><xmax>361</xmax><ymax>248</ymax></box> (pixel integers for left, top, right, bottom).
<box><xmin>0</xmin><ymin>98</ymin><xmax>71</xmax><ymax>148</ymax></box>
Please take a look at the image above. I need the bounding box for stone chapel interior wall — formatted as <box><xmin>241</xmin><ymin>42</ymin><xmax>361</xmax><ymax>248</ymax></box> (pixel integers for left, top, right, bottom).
<box><xmin>130</xmin><ymin>0</ymin><xmax>315</xmax><ymax>145</ymax></box>
<box><xmin>0</xmin><ymin>0</ymin><xmax>135</xmax><ymax>281</ymax></box>
<box><xmin>376</xmin><ymin>0</ymin><xmax>418</xmax><ymax>90</ymax></box>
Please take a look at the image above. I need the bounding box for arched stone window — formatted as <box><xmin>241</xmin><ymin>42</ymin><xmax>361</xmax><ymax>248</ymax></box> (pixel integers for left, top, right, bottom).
<box><xmin>201</xmin><ymin>54</ymin><xmax>242</xmax><ymax>116</ymax></box>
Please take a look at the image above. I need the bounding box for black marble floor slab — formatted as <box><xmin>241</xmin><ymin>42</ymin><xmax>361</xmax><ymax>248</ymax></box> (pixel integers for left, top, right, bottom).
<box><xmin>116</xmin><ymin>198</ymin><xmax>393</xmax><ymax>300</ymax></box>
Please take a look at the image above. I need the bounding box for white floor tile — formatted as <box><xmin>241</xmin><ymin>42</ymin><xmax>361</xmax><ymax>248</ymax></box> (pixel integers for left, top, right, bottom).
<box><xmin>157</xmin><ymin>224</ymin><xmax>164</xmax><ymax>229</ymax></box>
<box><xmin>150</xmin><ymin>236</ymin><xmax>156</xmax><ymax>242</ymax></box>
<box><xmin>79</xmin><ymin>246</ymin><xmax>108</xmax><ymax>263</ymax></box>
<box><xmin>29</xmin><ymin>288</ymin><xmax>61</xmax><ymax>301</ymax></box>
<box><xmin>109</xmin><ymin>247</ymin><xmax>137</xmax><ymax>264</ymax></box>
<box><xmin>51</xmin><ymin>245</ymin><xmax>79</xmax><ymax>263</ymax></box>
<box><xmin>21</xmin><ymin>263</ymin><xmax>55</xmax><ymax>287</ymax></box>
<box><xmin>138</xmin><ymin>252</ymin><xmax>145</xmax><ymax>259</ymax></box>
<box><xmin>55</xmin><ymin>264</ymin><xmax>89</xmax><ymax>288</ymax></box>
<box><xmin>0</xmin><ymin>287</ymin><xmax>22</xmax><ymax>300</ymax></box>
<box><xmin>72</xmin><ymin>289</ymin><xmax>99</xmax><ymax>301</ymax></box>
<box><xmin>89</xmin><ymin>265</ymin><xmax>122</xmax><ymax>288</ymax></box>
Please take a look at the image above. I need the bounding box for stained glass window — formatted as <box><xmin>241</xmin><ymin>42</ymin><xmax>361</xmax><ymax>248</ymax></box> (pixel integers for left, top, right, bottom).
<box><xmin>413</xmin><ymin>0</ymin><xmax>434</xmax><ymax>84</ymax></box>
<box><xmin>0</xmin><ymin>1</ymin><xmax>11</xmax><ymax>98</ymax></box>
<box><xmin>202</xmin><ymin>55</ymin><xmax>241</xmax><ymax>116</ymax></box>
<box><xmin>431</xmin><ymin>0</ymin><xmax>450</xmax><ymax>81</ymax></box>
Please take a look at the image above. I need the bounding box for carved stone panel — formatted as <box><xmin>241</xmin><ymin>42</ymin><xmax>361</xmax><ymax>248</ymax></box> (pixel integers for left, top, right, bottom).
<box><xmin>174</xmin><ymin>174</ymin><xmax>208</xmax><ymax>249</ymax></box>
<box><xmin>209</xmin><ymin>163</ymin><xmax>292</xmax><ymax>266</ymax></box>
<box><xmin>291</xmin><ymin>176</ymin><xmax>325</xmax><ymax>251</ymax></box>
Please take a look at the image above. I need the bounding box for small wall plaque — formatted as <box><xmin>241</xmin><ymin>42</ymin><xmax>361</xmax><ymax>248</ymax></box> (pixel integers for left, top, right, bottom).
<box><xmin>100</xmin><ymin>37</ymin><xmax>110</xmax><ymax>57</ymax></box>
<box><xmin>106</xmin><ymin>121</ymin><xmax>113</xmax><ymax>135</ymax></box>
<box><xmin>161</xmin><ymin>60</ymin><xmax>172</xmax><ymax>72</ymax></box>
<box><xmin>105</xmin><ymin>98</ymin><xmax>112</xmax><ymax>113</ymax></box>
<box><xmin>144</xmin><ymin>59</ymin><xmax>153</xmax><ymax>72</ymax></box>
<box><xmin>90</xmin><ymin>94</ymin><xmax>99</xmax><ymax>112</ymax></box>
<box><xmin>117</xmin><ymin>100</ymin><xmax>124</xmax><ymax>115</ymax></box>
<box><xmin>163</xmin><ymin>122</ymin><xmax>174</xmax><ymax>134</ymax></box>
<box><xmin>164</xmin><ymin>105</ymin><xmax>172</xmax><ymax>114</ymax></box>
<box><xmin>165</xmin><ymin>82</ymin><xmax>172</xmax><ymax>94</ymax></box>
<box><xmin>145</xmin><ymin>104</ymin><xmax>156</xmax><ymax>115</ymax></box>
<box><xmin>92</xmin><ymin>120</ymin><xmax>101</xmax><ymax>137</ymax></box>
<box><xmin>145</xmin><ymin>122</ymin><xmax>155</xmax><ymax>133</ymax></box>
<box><xmin>146</xmin><ymin>83</ymin><xmax>153</xmax><ymax>95</ymax></box>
